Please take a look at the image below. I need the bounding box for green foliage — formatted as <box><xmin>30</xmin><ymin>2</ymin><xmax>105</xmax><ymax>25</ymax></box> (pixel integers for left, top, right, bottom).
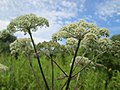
<box><xmin>0</xmin><ymin>55</ymin><xmax>120</xmax><ymax>90</ymax></box>
<box><xmin>111</xmin><ymin>34</ymin><xmax>120</xmax><ymax>41</ymax></box>
<box><xmin>0</xmin><ymin>30</ymin><xmax>16</xmax><ymax>42</ymax></box>
<box><xmin>107</xmin><ymin>70</ymin><xmax>120</xmax><ymax>90</ymax></box>
<box><xmin>0</xmin><ymin>55</ymin><xmax>40</xmax><ymax>90</ymax></box>
<box><xmin>97</xmin><ymin>40</ymin><xmax>120</xmax><ymax>71</ymax></box>
<box><xmin>79</xmin><ymin>70</ymin><xmax>106</xmax><ymax>90</ymax></box>
<box><xmin>0</xmin><ymin>63</ymin><xmax>8</xmax><ymax>72</ymax></box>
<box><xmin>0</xmin><ymin>29</ymin><xmax>16</xmax><ymax>54</ymax></box>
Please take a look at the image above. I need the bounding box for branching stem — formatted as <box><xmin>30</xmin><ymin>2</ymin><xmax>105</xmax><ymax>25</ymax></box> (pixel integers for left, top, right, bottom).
<box><xmin>28</xmin><ymin>29</ymin><xmax>49</xmax><ymax>90</ymax></box>
<box><xmin>65</xmin><ymin>39</ymin><xmax>81</xmax><ymax>90</ymax></box>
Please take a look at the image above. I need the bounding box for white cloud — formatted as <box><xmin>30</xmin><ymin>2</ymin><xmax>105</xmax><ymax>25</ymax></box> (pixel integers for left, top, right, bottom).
<box><xmin>116</xmin><ymin>19</ymin><xmax>120</xmax><ymax>22</ymax></box>
<box><xmin>0</xmin><ymin>20</ymin><xmax>9</xmax><ymax>31</ymax></box>
<box><xmin>0</xmin><ymin>0</ymin><xmax>86</xmax><ymax>43</ymax></box>
<box><xmin>0</xmin><ymin>0</ymin><xmax>79</xmax><ymax>20</ymax></box>
<box><xmin>95</xmin><ymin>0</ymin><xmax>120</xmax><ymax>20</ymax></box>
<box><xmin>78</xmin><ymin>0</ymin><xmax>86</xmax><ymax>12</ymax></box>
<box><xmin>32</xmin><ymin>23</ymin><xmax>62</xmax><ymax>44</ymax></box>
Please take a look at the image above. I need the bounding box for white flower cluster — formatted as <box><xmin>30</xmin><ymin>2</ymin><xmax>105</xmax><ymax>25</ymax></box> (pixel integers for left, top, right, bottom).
<box><xmin>37</xmin><ymin>41</ymin><xmax>61</xmax><ymax>57</ymax></box>
<box><xmin>80</xmin><ymin>33</ymin><xmax>97</xmax><ymax>49</ymax></box>
<box><xmin>52</xmin><ymin>31</ymin><xmax>69</xmax><ymax>41</ymax></box>
<box><xmin>66</xmin><ymin>37</ymin><xmax>78</xmax><ymax>48</ymax></box>
<box><xmin>7</xmin><ymin>14</ymin><xmax>49</xmax><ymax>34</ymax></box>
<box><xmin>10</xmin><ymin>40</ymin><xmax>20</xmax><ymax>55</ymax></box>
<box><xmin>99</xmin><ymin>28</ymin><xmax>109</xmax><ymax>37</ymax></box>
<box><xmin>0</xmin><ymin>63</ymin><xmax>8</xmax><ymax>72</ymax></box>
<box><xmin>98</xmin><ymin>37</ymin><xmax>111</xmax><ymax>43</ymax></box>
<box><xmin>10</xmin><ymin>38</ymin><xmax>31</xmax><ymax>55</ymax></box>
<box><xmin>52</xmin><ymin>20</ymin><xmax>110</xmax><ymax>51</ymax></box>
<box><xmin>52</xmin><ymin>20</ymin><xmax>88</xmax><ymax>41</ymax></box>
<box><xmin>84</xmin><ymin>33</ymin><xmax>97</xmax><ymax>40</ymax></box>
<box><xmin>97</xmin><ymin>38</ymin><xmax>112</xmax><ymax>52</ymax></box>
<box><xmin>70</xmin><ymin>56</ymin><xmax>94</xmax><ymax>67</ymax></box>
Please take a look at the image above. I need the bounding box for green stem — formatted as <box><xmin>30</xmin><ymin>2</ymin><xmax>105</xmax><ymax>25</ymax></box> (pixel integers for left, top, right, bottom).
<box><xmin>65</xmin><ymin>39</ymin><xmax>81</xmax><ymax>90</ymax></box>
<box><xmin>45</xmin><ymin>54</ymin><xmax>68</xmax><ymax>77</ymax></box>
<box><xmin>28</xmin><ymin>29</ymin><xmax>49</xmax><ymax>90</ymax></box>
<box><xmin>53</xmin><ymin>60</ymin><xmax>68</xmax><ymax>77</ymax></box>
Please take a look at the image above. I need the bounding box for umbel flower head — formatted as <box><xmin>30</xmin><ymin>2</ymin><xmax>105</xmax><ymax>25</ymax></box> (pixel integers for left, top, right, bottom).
<box><xmin>52</xmin><ymin>20</ymin><xmax>110</xmax><ymax>53</ymax></box>
<box><xmin>80</xmin><ymin>34</ymin><xmax>97</xmax><ymax>49</ymax></box>
<box><xmin>7</xmin><ymin>13</ymin><xmax>49</xmax><ymax>34</ymax></box>
<box><xmin>52</xmin><ymin>20</ymin><xmax>109</xmax><ymax>41</ymax></box>
<box><xmin>37</xmin><ymin>41</ymin><xmax>61</xmax><ymax>57</ymax></box>
<box><xmin>98</xmin><ymin>37</ymin><xmax>111</xmax><ymax>45</ymax></box>
<box><xmin>10</xmin><ymin>38</ymin><xmax>32</xmax><ymax>55</ymax></box>
<box><xmin>66</xmin><ymin>37</ymin><xmax>78</xmax><ymax>49</ymax></box>
<box><xmin>70</xmin><ymin>56</ymin><xmax>94</xmax><ymax>67</ymax></box>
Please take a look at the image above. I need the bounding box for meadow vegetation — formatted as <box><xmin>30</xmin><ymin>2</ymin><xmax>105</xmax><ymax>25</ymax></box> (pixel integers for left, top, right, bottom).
<box><xmin>0</xmin><ymin>14</ymin><xmax>120</xmax><ymax>90</ymax></box>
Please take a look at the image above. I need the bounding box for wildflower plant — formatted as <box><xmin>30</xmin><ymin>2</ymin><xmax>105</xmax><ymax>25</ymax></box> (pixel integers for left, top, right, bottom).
<box><xmin>7</xmin><ymin>14</ymin><xmax>49</xmax><ymax>34</ymax></box>
<box><xmin>10</xmin><ymin>38</ymin><xmax>32</xmax><ymax>55</ymax></box>
<box><xmin>37</xmin><ymin>41</ymin><xmax>60</xmax><ymax>57</ymax></box>
<box><xmin>52</xmin><ymin>20</ymin><xmax>110</xmax><ymax>89</ymax></box>
<box><xmin>37</xmin><ymin>41</ymin><xmax>68</xmax><ymax>90</ymax></box>
<box><xmin>10</xmin><ymin>38</ymin><xmax>42</xmax><ymax>89</ymax></box>
<box><xmin>52</xmin><ymin>20</ymin><xmax>109</xmax><ymax>41</ymax></box>
<box><xmin>70</xmin><ymin>56</ymin><xmax>94</xmax><ymax>67</ymax></box>
<box><xmin>7</xmin><ymin>14</ymin><xmax>50</xmax><ymax>90</ymax></box>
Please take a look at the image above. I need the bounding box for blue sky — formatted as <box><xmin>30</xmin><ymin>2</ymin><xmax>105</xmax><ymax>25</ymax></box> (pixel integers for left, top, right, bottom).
<box><xmin>0</xmin><ymin>0</ymin><xmax>120</xmax><ymax>43</ymax></box>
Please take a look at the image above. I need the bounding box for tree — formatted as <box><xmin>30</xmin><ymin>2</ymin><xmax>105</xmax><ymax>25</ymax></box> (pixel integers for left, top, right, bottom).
<box><xmin>98</xmin><ymin>40</ymin><xmax>120</xmax><ymax>71</ymax></box>
<box><xmin>111</xmin><ymin>34</ymin><xmax>120</xmax><ymax>41</ymax></box>
<box><xmin>0</xmin><ymin>29</ymin><xmax>16</xmax><ymax>54</ymax></box>
<box><xmin>7</xmin><ymin>14</ymin><xmax>50</xmax><ymax>90</ymax></box>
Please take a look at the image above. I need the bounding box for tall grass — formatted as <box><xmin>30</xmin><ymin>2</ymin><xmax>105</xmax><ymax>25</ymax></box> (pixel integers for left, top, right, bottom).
<box><xmin>0</xmin><ymin>54</ymin><xmax>120</xmax><ymax>90</ymax></box>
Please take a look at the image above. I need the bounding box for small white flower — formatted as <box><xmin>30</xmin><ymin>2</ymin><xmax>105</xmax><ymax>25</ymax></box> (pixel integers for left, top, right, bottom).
<box><xmin>70</xmin><ymin>56</ymin><xmax>94</xmax><ymax>67</ymax></box>
<box><xmin>0</xmin><ymin>63</ymin><xmax>8</xmax><ymax>72</ymax></box>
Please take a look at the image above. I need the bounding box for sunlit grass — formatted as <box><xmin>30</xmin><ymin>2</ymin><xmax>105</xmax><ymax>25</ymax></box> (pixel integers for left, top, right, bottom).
<box><xmin>0</xmin><ymin>54</ymin><xmax>120</xmax><ymax>90</ymax></box>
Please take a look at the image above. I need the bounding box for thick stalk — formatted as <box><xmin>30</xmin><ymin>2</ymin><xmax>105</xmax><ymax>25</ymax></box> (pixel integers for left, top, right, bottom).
<box><xmin>65</xmin><ymin>39</ymin><xmax>81</xmax><ymax>90</ymax></box>
<box><xmin>61</xmin><ymin>79</ymin><xmax>68</xmax><ymax>90</ymax></box>
<box><xmin>61</xmin><ymin>61</ymin><xmax>92</xmax><ymax>90</ymax></box>
<box><xmin>53</xmin><ymin>60</ymin><xmax>68</xmax><ymax>77</ymax></box>
<box><xmin>28</xmin><ymin>30</ymin><xmax>49</xmax><ymax>90</ymax></box>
